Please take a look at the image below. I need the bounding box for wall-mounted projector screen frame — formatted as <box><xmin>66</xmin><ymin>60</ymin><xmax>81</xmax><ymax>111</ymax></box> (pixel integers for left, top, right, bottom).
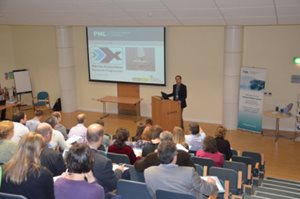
<box><xmin>86</xmin><ymin>27</ymin><xmax>166</xmax><ymax>86</ymax></box>
<box><xmin>13</xmin><ymin>69</ymin><xmax>32</xmax><ymax>94</ymax></box>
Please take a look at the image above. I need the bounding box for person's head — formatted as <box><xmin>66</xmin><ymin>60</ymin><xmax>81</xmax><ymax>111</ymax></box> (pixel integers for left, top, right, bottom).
<box><xmin>189</xmin><ymin>122</ymin><xmax>199</xmax><ymax>135</ymax></box>
<box><xmin>114</xmin><ymin>128</ymin><xmax>129</xmax><ymax>148</ymax></box>
<box><xmin>159</xmin><ymin>131</ymin><xmax>173</xmax><ymax>142</ymax></box>
<box><xmin>157</xmin><ymin>141</ymin><xmax>177</xmax><ymax>164</ymax></box>
<box><xmin>77</xmin><ymin>113</ymin><xmax>86</xmax><ymax>124</ymax></box>
<box><xmin>4</xmin><ymin>132</ymin><xmax>44</xmax><ymax>184</ymax></box>
<box><xmin>145</xmin><ymin>118</ymin><xmax>153</xmax><ymax>126</ymax></box>
<box><xmin>203</xmin><ymin>136</ymin><xmax>218</xmax><ymax>153</ymax></box>
<box><xmin>149</xmin><ymin>125</ymin><xmax>163</xmax><ymax>140</ymax></box>
<box><xmin>175</xmin><ymin>75</ymin><xmax>182</xmax><ymax>85</ymax></box>
<box><xmin>0</xmin><ymin>120</ymin><xmax>14</xmax><ymax>140</ymax></box>
<box><xmin>87</xmin><ymin>123</ymin><xmax>104</xmax><ymax>147</ymax></box>
<box><xmin>215</xmin><ymin>125</ymin><xmax>227</xmax><ymax>139</ymax></box>
<box><xmin>34</xmin><ymin>110</ymin><xmax>44</xmax><ymax>119</ymax></box>
<box><xmin>52</xmin><ymin>111</ymin><xmax>62</xmax><ymax>123</ymax></box>
<box><xmin>172</xmin><ymin>126</ymin><xmax>185</xmax><ymax>144</ymax></box>
<box><xmin>12</xmin><ymin>111</ymin><xmax>27</xmax><ymax>124</ymax></box>
<box><xmin>36</xmin><ymin>122</ymin><xmax>53</xmax><ymax>144</ymax></box>
<box><xmin>44</xmin><ymin>116</ymin><xmax>58</xmax><ymax>128</ymax></box>
<box><xmin>65</xmin><ymin>143</ymin><xmax>95</xmax><ymax>174</ymax></box>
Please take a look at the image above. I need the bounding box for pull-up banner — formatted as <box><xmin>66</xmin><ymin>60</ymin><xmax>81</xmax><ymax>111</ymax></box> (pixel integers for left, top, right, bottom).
<box><xmin>238</xmin><ymin>67</ymin><xmax>266</xmax><ymax>133</ymax></box>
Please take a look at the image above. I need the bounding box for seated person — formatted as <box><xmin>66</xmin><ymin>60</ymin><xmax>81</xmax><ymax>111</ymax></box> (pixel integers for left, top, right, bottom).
<box><xmin>135</xmin><ymin>131</ymin><xmax>194</xmax><ymax>172</ymax></box>
<box><xmin>172</xmin><ymin>126</ymin><xmax>189</xmax><ymax>152</ymax></box>
<box><xmin>0</xmin><ymin>133</ymin><xmax>54</xmax><ymax>199</ymax></box>
<box><xmin>26</xmin><ymin>110</ymin><xmax>44</xmax><ymax>132</ymax></box>
<box><xmin>108</xmin><ymin>128</ymin><xmax>137</xmax><ymax>164</ymax></box>
<box><xmin>0</xmin><ymin>120</ymin><xmax>17</xmax><ymax>163</ymax></box>
<box><xmin>52</xmin><ymin>111</ymin><xmax>68</xmax><ymax>140</ymax></box>
<box><xmin>142</xmin><ymin>125</ymin><xmax>163</xmax><ymax>157</ymax></box>
<box><xmin>54</xmin><ymin>143</ymin><xmax>104</xmax><ymax>199</ymax></box>
<box><xmin>214</xmin><ymin>125</ymin><xmax>232</xmax><ymax>160</ymax></box>
<box><xmin>140</xmin><ymin>118</ymin><xmax>153</xmax><ymax>141</ymax></box>
<box><xmin>144</xmin><ymin>140</ymin><xmax>218</xmax><ymax>199</ymax></box>
<box><xmin>185</xmin><ymin>122</ymin><xmax>206</xmax><ymax>152</ymax></box>
<box><xmin>196</xmin><ymin>136</ymin><xmax>225</xmax><ymax>167</ymax></box>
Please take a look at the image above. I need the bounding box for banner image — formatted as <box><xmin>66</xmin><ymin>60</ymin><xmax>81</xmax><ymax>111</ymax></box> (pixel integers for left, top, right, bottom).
<box><xmin>238</xmin><ymin>67</ymin><xmax>266</xmax><ymax>133</ymax></box>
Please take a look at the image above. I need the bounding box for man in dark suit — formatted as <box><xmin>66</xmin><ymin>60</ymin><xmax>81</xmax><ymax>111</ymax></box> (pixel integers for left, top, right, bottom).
<box><xmin>168</xmin><ymin>75</ymin><xmax>187</xmax><ymax>128</ymax></box>
<box><xmin>36</xmin><ymin>122</ymin><xmax>66</xmax><ymax>176</ymax></box>
<box><xmin>87</xmin><ymin>123</ymin><xmax>124</xmax><ymax>195</ymax></box>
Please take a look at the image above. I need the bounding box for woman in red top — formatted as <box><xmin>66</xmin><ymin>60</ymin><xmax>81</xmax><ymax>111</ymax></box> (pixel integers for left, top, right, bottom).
<box><xmin>196</xmin><ymin>136</ymin><xmax>224</xmax><ymax>167</ymax></box>
<box><xmin>108</xmin><ymin>128</ymin><xmax>137</xmax><ymax>164</ymax></box>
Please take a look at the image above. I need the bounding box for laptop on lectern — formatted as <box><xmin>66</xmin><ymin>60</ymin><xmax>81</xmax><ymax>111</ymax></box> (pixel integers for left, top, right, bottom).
<box><xmin>161</xmin><ymin>92</ymin><xmax>169</xmax><ymax>100</ymax></box>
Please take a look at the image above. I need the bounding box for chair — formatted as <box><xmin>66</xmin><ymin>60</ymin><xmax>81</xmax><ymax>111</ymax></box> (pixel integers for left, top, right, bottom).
<box><xmin>192</xmin><ymin>156</ymin><xmax>214</xmax><ymax>175</ymax></box>
<box><xmin>117</xmin><ymin>179</ymin><xmax>152</xmax><ymax>199</ymax></box>
<box><xmin>127</xmin><ymin>164</ymin><xmax>145</xmax><ymax>182</ymax></box>
<box><xmin>194</xmin><ymin>164</ymin><xmax>204</xmax><ymax>176</ymax></box>
<box><xmin>209</xmin><ymin>166</ymin><xmax>239</xmax><ymax>195</ymax></box>
<box><xmin>156</xmin><ymin>189</ymin><xmax>196</xmax><ymax>199</ymax></box>
<box><xmin>242</xmin><ymin>151</ymin><xmax>265</xmax><ymax>172</ymax></box>
<box><xmin>0</xmin><ymin>192</ymin><xmax>27</xmax><ymax>199</ymax></box>
<box><xmin>223</xmin><ymin>161</ymin><xmax>248</xmax><ymax>185</ymax></box>
<box><xmin>231</xmin><ymin>155</ymin><xmax>256</xmax><ymax>178</ymax></box>
<box><xmin>106</xmin><ymin>152</ymin><xmax>131</xmax><ymax>164</ymax></box>
<box><xmin>32</xmin><ymin>91</ymin><xmax>51</xmax><ymax>111</ymax></box>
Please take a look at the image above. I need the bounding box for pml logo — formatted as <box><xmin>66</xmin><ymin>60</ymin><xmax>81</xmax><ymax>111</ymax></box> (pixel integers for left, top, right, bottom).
<box><xmin>91</xmin><ymin>47</ymin><xmax>122</xmax><ymax>64</ymax></box>
<box><xmin>93</xmin><ymin>31</ymin><xmax>107</xmax><ymax>37</ymax></box>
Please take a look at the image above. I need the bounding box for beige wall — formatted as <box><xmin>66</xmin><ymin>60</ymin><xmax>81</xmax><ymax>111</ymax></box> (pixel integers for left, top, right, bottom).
<box><xmin>1</xmin><ymin>25</ymin><xmax>299</xmax><ymax>130</ymax></box>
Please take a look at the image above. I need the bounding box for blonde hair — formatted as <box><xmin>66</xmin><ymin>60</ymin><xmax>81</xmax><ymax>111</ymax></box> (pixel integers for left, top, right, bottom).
<box><xmin>4</xmin><ymin>132</ymin><xmax>44</xmax><ymax>184</ymax></box>
<box><xmin>172</xmin><ymin>126</ymin><xmax>185</xmax><ymax>145</ymax></box>
<box><xmin>0</xmin><ymin>120</ymin><xmax>14</xmax><ymax>139</ymax></box>
<box><xmin>215</xmin><ymin>125</ymin><xmax>227</xmax><ymax>138</ymax></box>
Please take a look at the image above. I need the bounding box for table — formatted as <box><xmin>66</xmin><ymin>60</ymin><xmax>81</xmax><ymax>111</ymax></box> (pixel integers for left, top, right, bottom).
<box><xmin>97</xmin><ymin>96</ymin><xmax>143</xmax><ymax>122</ymax></box>
<box><xmin>264</xmin><ymin>110</ymin><xmax>292</xmax><ymax>142</ymax></box>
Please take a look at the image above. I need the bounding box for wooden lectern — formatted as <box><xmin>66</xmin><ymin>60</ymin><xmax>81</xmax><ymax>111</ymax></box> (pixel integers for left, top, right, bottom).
<box><xmin>152</xmin><ymin>96</ymin><xmax>181</xmax><ymax>131</ymax></box>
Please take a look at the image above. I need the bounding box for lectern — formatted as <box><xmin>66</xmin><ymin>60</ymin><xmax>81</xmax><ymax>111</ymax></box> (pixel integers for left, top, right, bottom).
<box><xmin>151</xmin><ymin>96</ymin><xmax>181</xmax><ymax>131</ymax></box>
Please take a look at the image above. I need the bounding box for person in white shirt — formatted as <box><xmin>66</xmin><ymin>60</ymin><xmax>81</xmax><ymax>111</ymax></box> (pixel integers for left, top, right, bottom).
<box><xmin>11</xmin><ymin>111</ymin><xmax>29</xmax><ymax>143</ymax></box>
<box><xmin>26</xmin><ymin>110</ymin><xmax>43</xmax><ymax>132</ymax></box>
<box><xmin>185</xmin><ymin>122</ymin><xmax>206</xmax><ymax>152</ymax></box>
<box><xmin>68</xmin><ymin>113</ymin><xmax>87</xmax><ymax>143</ymax></box>
<box><xmin>45</xmin><ymin>116</ymin><xmax>70</xmax><ymax>151</ymax></box>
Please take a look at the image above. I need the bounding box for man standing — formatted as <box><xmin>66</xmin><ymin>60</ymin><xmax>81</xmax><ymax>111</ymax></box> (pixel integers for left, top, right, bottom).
<box><xmin>168</xmin><ymin>75</ymin><xmax>187</xmax><ymax>128</ymax></box>
<box><xmin>144</xmin><ymin>141</ymin><xmax>218</xmax><ymax>199</ymax></box>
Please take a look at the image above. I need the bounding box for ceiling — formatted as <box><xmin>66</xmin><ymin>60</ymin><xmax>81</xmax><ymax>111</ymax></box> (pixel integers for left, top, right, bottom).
<box><xmin>0</xmin><ymin>0</ymin><xmax>300</xmax><ymax>26</ymax></box>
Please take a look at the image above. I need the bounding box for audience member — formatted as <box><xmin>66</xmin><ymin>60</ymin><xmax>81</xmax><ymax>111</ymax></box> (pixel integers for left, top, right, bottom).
<box><xmin>142</xmin><ymin>125</ymin><xmax>163</xmax><ymax>157</ymax></box>
<box><xmin>133</xmin><ymin>122</ymin><xmax>145</xmax><ymax>141</ymax></box>
<box><xmin>173</xmin><ymin>126</ymin><xmax>189</xmax><ymax>152</ymax></box>
<box><xmin>87</xmin><ymin>123</ymin><xmax>124</xmax><ymax>194</ymax></box>
<box><xmin>0</xmin><ymin>120</ymin><xmax>17</xmax><ymax>163</ymax></box>
<box><xmin>45</xmin><ymin>116</ymin><xmax>70</xmax><ymax>151</ymax></box>
<box><xmin>185</xmin><ymin>122</ymin><xmax>206</xmax><ymax>152</ymax></box>
<box><xmin>11</xmin><ymin>111</ymin><xmax>29</xmax><ymax>143</ymax></box>
<box><xmin>26</xmin><ymin>109</ymin><xmax>44</xmax><ymax>132</ymax></box>
<box><xmin>54</xmin><ymin>143</ymin><xmax>104</xmax><ymax>199</ymax></box>
<box><xmin>108</xmin><ymin>128</ymin><xmax>137</xmax><ymax>164</ymax></box>
<box><xmin>68</xmin><ymin>113</ymin><xmax>87</xmax><ymax>143</ymax></box>
<box><xmin>140</xmin><ymin>118</ymin><xmax>153</xmax><ymax>141</ymax></box>
<box><xmin>36</xmin><ymin>122</ymin><xmax>66</xmax><ymax>176</ymax></box>
<box><xmin>0</xmin><ymin>133</ymin><xmax>54</xmax><ymax>199</ymax></box>
<box><xmin>52</xmin><ymin>111</ymin><xmax>68</xmax><ymax>140</ymax></box>
<box><xmin>144</xmin><ymin>141</ymin><xmax>218</xmax><ymax>199</ymax></box>
<box><xmin>134</xmin><ymin>131</ymin><xmax>194</xmax><ymax>172</ymax></box>
<box><xmin>196</xmin><ymin>136</ymin><xmax>225</xmax><ymax>167</ymax></box>
<box><xmin>214</xmin><ymin>125</ymin><xmax>232</xmax><ymax>160</ymax></box>
<box><xmin>94</xmin><ymin>119</ymin><xmax>112</xmax><ymax>151</ymax></box>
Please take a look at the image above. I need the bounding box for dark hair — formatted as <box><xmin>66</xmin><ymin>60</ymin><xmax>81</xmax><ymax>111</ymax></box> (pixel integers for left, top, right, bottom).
<box><xmin>45</xmin><ymin>116</ymin><xmax>58</xmax><ymax>128</ymax></box>
<box><xmin>203</xmin><ymin>136</ymin><xmax>218</xmax><ymax>153</ymax></box>
<box><xmin>175</xmin><ymin>75</ymin><xmax>182</xmax><ymax>80</ymax></box>
<box><xmin>12</xmin><ymin>112</ymin><xmax>25</xmax><ymax>123</ymax></box>
<box><xmin>114</xmin><ymin>128</ymin><xmax>129</xmax><ymax>149</ymax></box>
<box><xmin>145</xmin><ymin>118</ymin><xmax>153</xmax><ymax>126</ymax></box>
<box><xmin>157</xmin><ymin>141</ymin><xmax>177</xmax><ymax>164</ymax></box>
<box><xmin>150</xmin><ymin>125</ymin><xmax>163</xmax><ymax>140</ymax></box>
<box><xmin>35</xmin><ymin>110</ymin><xmax>44</xmax><ymax>117</ymax></box>
<box><xmin>189</xmin><ymin>122</ymin><xmax>199</xmax><ymax>135</ymax></box>
<box><xmin>65</xmin><ymin>143</ymin><xmax>94</xmax><ymax>173</ymax></box>
<box><xmin>215</xmin><ymin>125</ymin><xmax>227</xmax><ymax>139</ymax></box>
<box><xmin>134</xmin><ymin>122</ymin><xmax>145</xmax><ymax>141</ymax></box>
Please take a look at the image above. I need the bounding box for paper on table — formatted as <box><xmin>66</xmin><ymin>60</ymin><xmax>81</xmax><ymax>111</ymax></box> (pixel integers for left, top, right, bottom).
<box><xmin>112</xmin><ymin>163</ymin><xmax>129</xmax><ymax>171</ymax></box>
<box><xmin>66</xmin><ymin>135</ymin><xmax>83</xmax><ymax>144</ymax></box>
<box><xmin>201</xmin><ymin>176</ymin><xmax>225</xmax><ymax>193</ymax></box>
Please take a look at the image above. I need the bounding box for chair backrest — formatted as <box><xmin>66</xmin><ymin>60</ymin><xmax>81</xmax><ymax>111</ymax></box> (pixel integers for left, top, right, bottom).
<box><xmin>223</xmin><ymin>160</ymin><xmax>248</xmax><ymax>185</ymax></box>
<box><xmin>231</xmin><ymin>149</ymin><xmax>238</xmax><ymax>156</ymax></box>
<box><xmin>0</xmin><ymin>192</ymin><xmax>27</xmax><ymax>199</ymax></box>
<box><xmin>37</xmin><ymin>91</ymin><xmax>49</xmax><ymax>100</ymax></box>
<box><xmin>232</xmin><ymin>155</ymin><xmax>256</xmax><ymax>177</ymax></box>
<box><xmin>127</xmin><ymin>164</ymin><xmax>145</xmax><ymax>182</ymax></box>
<box><xmin>194</xmin><ymin>164</ymin><xmax>204</xmax><ymax>176</ymax></box>
<box><xmin>117</xmin><ymin>179</ymin><xmax>152</xmax><ymax>199</ymax></box>
<box><xmin>209</xmin><ymin>166</ymin><xmax>239</xmax><ymax>195</ymax></box>
<box><xmin>156</xmin><ymin>189</ymin><xmax>196</xmax><ymax>199</ymax></box>
<box><xmin>106</xmin><ymin>152</ymin><xmax>131</xmax><ymax>164</ymax></box>
<box><xmin>241</xmin><ymin>151</ymin><xmax>262</xmax><ymax>169</ymax></box>
<box><xmin>192</xmin><ymin>156</ymin><xmax>214</xmax><ymax>173</ymax></box>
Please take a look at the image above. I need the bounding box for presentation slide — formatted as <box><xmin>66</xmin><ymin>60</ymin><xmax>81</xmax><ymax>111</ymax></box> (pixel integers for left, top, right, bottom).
<box><xmin>86</xmin><ymin>27</ymin><xmax>166</xmax><ymax>85</ymax></box>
